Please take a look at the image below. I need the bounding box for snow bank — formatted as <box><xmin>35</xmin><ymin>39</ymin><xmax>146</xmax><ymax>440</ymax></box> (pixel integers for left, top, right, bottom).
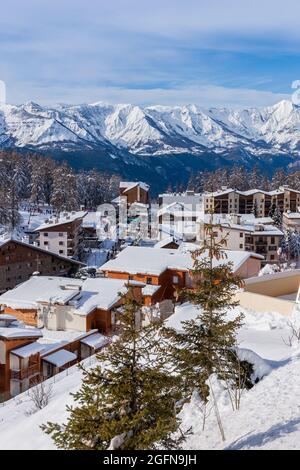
<box><xmin>236</xmin><ymin>348</ymin><xmax>272</xmax><ymax>382</ymax></box>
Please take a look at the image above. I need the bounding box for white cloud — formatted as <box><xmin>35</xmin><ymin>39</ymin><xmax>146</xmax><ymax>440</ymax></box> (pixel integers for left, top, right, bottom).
<box><xmin>7</xmin><ymin>82</ymin><xmax>290</xmax><ymax>109</ymax></box>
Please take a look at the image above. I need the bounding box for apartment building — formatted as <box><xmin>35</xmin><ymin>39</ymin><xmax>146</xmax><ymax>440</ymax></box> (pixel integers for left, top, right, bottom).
<box><xmin>203</xmin><ymin>186</ymin><xmax>300</xmax><ymax>217</ymax></box>
<box><xmin>282</xmin><ymin>212</ymin><xmax>300</xmax><ymax>233</ymax></box>
<box><xmin>0</xmin><ymin>238</ymin><xmax>83</xmax><ymax>294</ymax></box>
<box><xmin>35</xmin><ymin>211</ymin><xmax>87</xmax><ymax>260</ymax></box>
<box><xmin>200</xmin><ymin>214</ymin><xmax>283</xmax><ymax>262</ymax></box>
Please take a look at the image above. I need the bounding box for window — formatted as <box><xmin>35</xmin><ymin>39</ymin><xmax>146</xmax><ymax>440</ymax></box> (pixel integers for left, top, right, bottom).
<box><xmin>59</xmin><ymin>233</ymin><xmax>64</xmax><ymax>237</ymax></box>
<box><xmin>270</xmin><ymin>255</ymin><xmax>275</xmax><ymax>260</ymax></box>
<box><xmin>240</xmin><ymin>232</ymin><xmax>243</xmax><ymax>238</ymax></box>
<box><xmin>59</xmin><ymin>250</ymin><xmax>64</xmax><ymax>254</ymax></box>
<box><xmin>43</xmin><ymin>232</ymin><xmax>48</xmax><ymax>237</ymax></box>
<box><xmin>271</xmin><ymin>236</ymin><xmax>275</xmax><ymax>244</ymax></box>
<box><xmin>128</xmin><ymin>275</ymin><xmax>134</xmax><ymax>280</ymax></box>
<box><xmin>146</xmin><ymin>277</ymin><xmax>152</xmax><ymax>285</ymax></box>
<box><xmin>239</xmin><ymin>244</ymin><xmax>243</xmax><ymax>249</ymax></box>
<box><xmin>44</xmin><ymin>241</ymin><xmax>49</xmax><ymax>245</ymax></box>
<box><xmin>59</xmin><ymin>241</ymin><xmax>64</xmax><ymax>246</ymax></box>
<box><xmin>173</xmin><ymin>275</ymin><xmax>179</xmax><ymax>284</ymax></box>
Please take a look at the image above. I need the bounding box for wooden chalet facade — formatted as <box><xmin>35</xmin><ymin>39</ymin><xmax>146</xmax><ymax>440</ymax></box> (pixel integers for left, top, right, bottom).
<box><xmin>0</xmin><ymin>239</ymin><xmax>83</xmax><ymax>294</ymax></box>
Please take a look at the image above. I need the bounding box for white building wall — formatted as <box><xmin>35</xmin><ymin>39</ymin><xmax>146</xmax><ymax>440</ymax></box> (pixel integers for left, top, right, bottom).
<box><xmin>37</xmin><ymin>305</ymin><xmax>87</xmax><ymax>332</ymax></box>
<box><xmin>39</xmin><ymin>231</ymin><xmax>68</xmax><ymax>256</ymax></box>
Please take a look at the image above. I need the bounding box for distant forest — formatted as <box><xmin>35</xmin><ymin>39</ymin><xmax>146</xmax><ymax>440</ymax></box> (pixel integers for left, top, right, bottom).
<box><xmin>0</xmin><ymin>151</ymin><xmax>121</xmax><ymax>227</ymax></box>
<box><xmin>0</xmin><ymin>151</ymin><xmax>299</xmax><ymax>226</ymax></box>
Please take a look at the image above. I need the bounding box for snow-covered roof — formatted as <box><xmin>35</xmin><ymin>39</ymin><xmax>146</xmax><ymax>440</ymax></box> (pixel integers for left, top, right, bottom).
<box><xmin>35</xmin><ymin>211</ymin><xmax>87</xmax><ymax>231</ymax></box>
<box><xmin>203</xmin><ymin>214</ymin><xmax>283</xmax><ymax>235</ymax></box>
<box><xmin>204</xmin><ymin>187</ymin><xmax>300</xmax><ymax>198</ymax></box>
<box><xmin>157</xmin><ymin>202</ymin><xmax>200</xmax><ymax>218</ymax></box>
<box><xmin>154</xmin><ymin>237</ymin><xmax>180</xmax><ymax>249</ymax></box>
<box><xmin>101</xmin><ymin>246</ymin><xmax>193</xmax><ymax>275</ymax></box>
<box><xmin>71</xmin><ymin>278</ymin><xmax>133</xmax><ymax>314</ymax></box>
<box><xmin>0</xmin><ymin>326</ymin><xmax>43</xmax><ymax>340</ymax></box>
<box><xmin>0</xmin><ymin>314</ymin><xmax>17</xmax><ymax>322</ymax></box>
<box><xmin>43</xmin><ymin>349</ymin><xmax>77</xmax><ymax>367</ymax></box>
<box><xmin>283</xmin><ymin>212</ymin><xmax>300</xmax><ymax>219</ymax></box>
<box><xmin>82</xmin><ymin>212</ymin><xmax>99</xmax><ymax>228</ymax></box>
<box><xmin>0</xmin><ymin>276</ymin><xmax>83</xmax><ymax>310</ymax></box>
<box><xmin>80</xmin><ymin>333</ymin><xmax>109</xmax><ymax>349</ymax></box>
<box><xmin>11</xmin><ymin>342</ymin><xmax>46</xmax><ymax>358</ymax></box>
<box><xmin>100</xmin><ymin>246</ymin><xmax>262</xmax><ymax>276</ymax></box>
<box><xmin>142</xmin><ymin>284</ymin><xmax>161</xmax><ymax>296</ymax></box>
<box><xmin>0</xmin><ymin>276</ymin><xmax>138</xmax><ymax>314</ymax></box>
<box><xmin>120</xmin><ymin>181</ymin><xmax>149</xmax><ymax>192</ymax></box>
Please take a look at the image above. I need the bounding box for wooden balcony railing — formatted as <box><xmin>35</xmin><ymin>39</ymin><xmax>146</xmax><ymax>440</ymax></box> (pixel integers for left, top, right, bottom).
<box><xmin>10</xmin><ymin>364</ymin><xmax>40</xmax><ymax>381</ymax></box>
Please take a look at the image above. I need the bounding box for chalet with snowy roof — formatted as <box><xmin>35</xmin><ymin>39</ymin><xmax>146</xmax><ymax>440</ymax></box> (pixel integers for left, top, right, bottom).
<box><xmin>0</xmin><ymin>316</ymin><xmax>43</xmax><ymax>401</ymax></box>
<box><xmin>34</xmin><ymin>211</ymin><xmax>87</xmax><ymax>260</ymax></box>
<box><xmin>118</xmin><ymin>181</ymin><xmax>150</xmax><ymax>205</ymax></box>
<box><xmin>0</xmin><ymin>238</ymin><xmax>84</xmax><ymax>294</ymax></box>
<box><xmin>100</xmin><ymin>246</ymin><xmax>263</xmax><ymax>303</ymax></box>
<box><xmin>0</xmin><ymin>276</ymin><xmax>144</xmax><ymax>334</ymax></box>
<box><xmin>203</xmin><ymin>186</ymin><xmax>300</xmax><ymax>217</ymax></box>
<box><xmin>0</xmin><ymin>315</ymin><xmax>110</xmax><ymax>400</ymax></box>
<box><xmin>199</xmin><ymin>213</ymin><xmax>283</xmax><ymax>262</ymax></box>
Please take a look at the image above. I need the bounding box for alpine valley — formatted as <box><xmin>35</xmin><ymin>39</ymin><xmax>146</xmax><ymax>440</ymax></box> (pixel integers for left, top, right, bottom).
<box><xmin>1</xmin><ymin>99</ymin><xmax>300</xmax><ymax>190</ymax></box>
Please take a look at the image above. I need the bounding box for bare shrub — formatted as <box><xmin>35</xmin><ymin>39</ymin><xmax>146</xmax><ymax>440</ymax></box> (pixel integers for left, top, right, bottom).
<box><xmin>28</xmin><ymin>377</ymin><xmax>53</xmax><ymax>411</ymax></box>
<box><xmin>282</xmin><ymin>321</ymin><xmax>300</xmax><ymax>347</ymax></box>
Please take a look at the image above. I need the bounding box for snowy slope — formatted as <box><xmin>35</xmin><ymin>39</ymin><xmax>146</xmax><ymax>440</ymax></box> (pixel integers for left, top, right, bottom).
<box><xmin>1</xmin><ymin>100</ymin><xmax>300</xmax><ymax>157</ymax></box>
<box><xmin>1</xmin><ymin>304</ymin><xmax>300</xmax><ymax>450</ymax></box>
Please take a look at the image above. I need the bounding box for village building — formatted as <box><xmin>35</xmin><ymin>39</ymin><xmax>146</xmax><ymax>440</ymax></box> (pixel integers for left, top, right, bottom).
<box><xmin>0</xmin><ymin>276</ymin><xmax>144</xmax><ymax>334</ymax></box>
<box><xmin>199</xmin><ymin>214</ymin><xmax>283</xmax><ymax>262</ymax></box>
<box><xmin>282</xmin><ymin>211</ymin><xmax>300</xmax><ymax>233</ymax></box>
<box><xmin>203</xmin><ymin>186</ymin><xmax>300</xmax><ymax>217</ymax></box>
<box><xmin>100</xmin><ymin>246</ymin><xmax>263</xmax><ymax>303</ymax></box>
<box><xmin>0</xmin><ymin>238</ymin><xmax>84</xmax><ymax>294</ymax></box>
<box><xmin>0</xmin><ymin>314</ymin><xmax>110</xmax><ymax>401</ymax></box>
<box><xmin>235</xmin><ymin>269</ymin><xmax>300</xmax><ymax>317</ymax></box>
<box><xmin>82</xmin><ymin>211</ymin><xmax>100</xmax><ymax>248</ymax></box>
<box><xmin>158</xmin><ymin>190</ymin><xmax>203</xmax><ymax>212</ymax></box>
<box><xmin>118</xmin><ymin>181</ymin><xmax>150</xmax><ymax>206</ymax></box>
<box><xmin>34</xmin><ymin>211</ymin><xmax>87</xmax><ymax>260</ymax></box>
<box><xmin>157</xmin><ymin>201</ymin><xmax>203</xmax><ymax>242</ymax></box>
<box><xmin>0</xmin><ymin>317</ymin><xmax>43</xmax><ymax>401</ymax></box>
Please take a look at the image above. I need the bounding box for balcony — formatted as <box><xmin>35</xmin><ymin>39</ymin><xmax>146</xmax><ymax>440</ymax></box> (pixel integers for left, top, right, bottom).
<box><xmin>10</xmin><ymin>363</ymin><xmax>40</xmax><ymax>381</ymax></box>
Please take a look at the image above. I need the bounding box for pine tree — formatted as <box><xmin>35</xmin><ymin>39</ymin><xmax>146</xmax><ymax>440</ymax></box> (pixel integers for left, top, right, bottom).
<box><xmin>251</xmin><ymin>200</ymin><xmax>258</xmax><ymax>218</ymax></box>
<box><xmin>272</xmin><ymin>206</ymin><xmax>283</xmax><ymax>228</ymax></box>
<box><xmin>42</xmin><ymin>288</ymin><xmax>184</xmax><ymax>450</ymax></box>
<box><xmin>268</xmin><ymin>202</ymin><xmax>276</xmax><ymax>219</ymax></box>
<box><xmin>51</xmin><ymin>166</ymin><xmax>78</xmax><ymax>212</ymax></box>
<box><xmin>163</xmin><ymin>214</ymin><xmax>244</xmax><ymax>441</ymax></box>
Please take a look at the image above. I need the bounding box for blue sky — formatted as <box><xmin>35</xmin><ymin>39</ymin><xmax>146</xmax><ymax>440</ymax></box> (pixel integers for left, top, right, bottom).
<box><xmin>1</xmin><ymin>0</ymin><xmax>300</xmax><ymax>107</ymax></box>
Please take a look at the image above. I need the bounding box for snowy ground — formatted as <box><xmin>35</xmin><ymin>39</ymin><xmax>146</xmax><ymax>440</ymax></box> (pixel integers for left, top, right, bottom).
<box><xmin>1</xmin><ymin>303</ymin><xmax>300</xmax><ymax>449</ymax></box>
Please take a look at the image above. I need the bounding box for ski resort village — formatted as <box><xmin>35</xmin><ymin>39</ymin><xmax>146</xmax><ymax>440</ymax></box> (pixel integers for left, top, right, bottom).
<box><xmin>1</xmin><ymin>161</ymin><xmax>300</xmax><ymax>451</ymax></box>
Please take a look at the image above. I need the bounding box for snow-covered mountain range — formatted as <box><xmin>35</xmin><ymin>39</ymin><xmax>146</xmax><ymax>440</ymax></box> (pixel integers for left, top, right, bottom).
<box><xmin>0</xmin><ymin>99</ymin><xmax>299</xmax><ymax>189</ymax></box>
<box><xmin>1</xmin><ymin>99</ymin><xmax>300</xmax><ymax>156</ymax></box>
